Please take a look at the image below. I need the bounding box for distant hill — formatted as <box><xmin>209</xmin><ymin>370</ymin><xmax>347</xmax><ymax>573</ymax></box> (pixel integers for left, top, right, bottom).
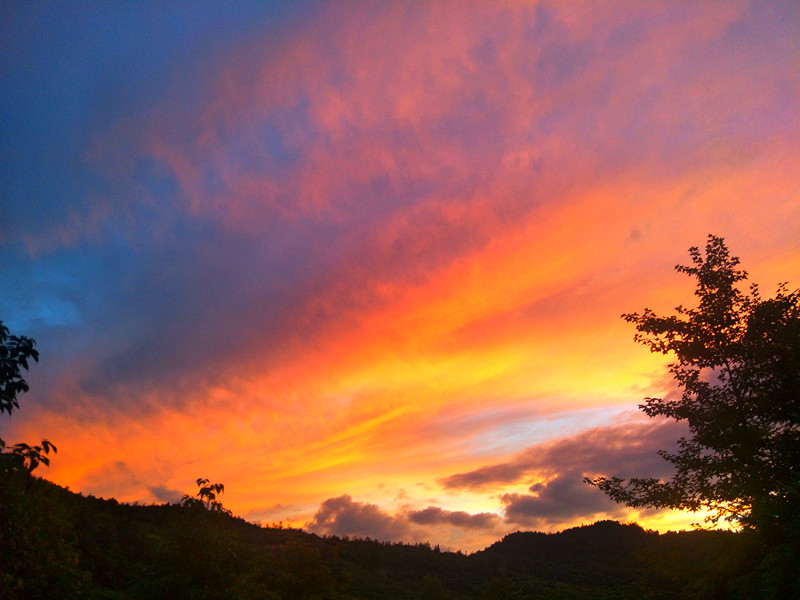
<box><xmin>1</xmin><ymin>472</ymin><xmax>791</xmax><ymax>599</ymax></box>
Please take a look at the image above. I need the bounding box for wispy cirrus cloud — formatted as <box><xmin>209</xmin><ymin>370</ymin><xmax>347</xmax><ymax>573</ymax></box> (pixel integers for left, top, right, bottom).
<box><xmin>16</xmin><ymin>0</ymin><xmax>798</xmax><ymax>420</ymax></box>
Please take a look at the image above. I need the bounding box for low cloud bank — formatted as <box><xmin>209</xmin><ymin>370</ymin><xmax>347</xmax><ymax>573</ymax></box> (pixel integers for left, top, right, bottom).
<box><xmin>308</xmin><ymin>418</ymin><xmax>686</xmax><ymax>541</ymax></box>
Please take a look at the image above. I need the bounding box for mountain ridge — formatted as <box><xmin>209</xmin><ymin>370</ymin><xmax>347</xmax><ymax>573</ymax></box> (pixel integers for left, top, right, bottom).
<box><xmin>5</xmin><ymin>471</ymin><xmax>782</xmax><ymax>599</ymax></box>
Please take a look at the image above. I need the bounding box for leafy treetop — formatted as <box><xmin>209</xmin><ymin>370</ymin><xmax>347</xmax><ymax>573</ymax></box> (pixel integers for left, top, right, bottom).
<box><xmin>1</xmin><ymin>321</ymin><xmax>39</xmax><ymax>416</ymax></box>
<box><xmin>588</xmin><ymin>235</ymin><xmax>800</xmax><ymax>540</ymax></box>
<box><xmin>181</xmin><ymin>477</ymin><xmax>232</xmax><ymax>515</ymax></box>
<box><xmin>0</xmin><ymin>321</ymin><xmax>56</xmax><ymax>472</ymax></box>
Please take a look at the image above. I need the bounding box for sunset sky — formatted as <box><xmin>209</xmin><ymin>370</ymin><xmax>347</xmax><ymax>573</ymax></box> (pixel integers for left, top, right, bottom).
<box><xmin>2</xmin><ymin>1</ymin><xmax>799</xmax><ymax>551</ymax></box>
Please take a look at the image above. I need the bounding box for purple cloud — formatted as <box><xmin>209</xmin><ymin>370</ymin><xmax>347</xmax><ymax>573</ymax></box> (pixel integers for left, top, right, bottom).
<box><xmin>441</xmin><ymin>418</ymin><xmax>684</xmax><ymax>491</ymax></box>
<box><xmin>500</xmin><ymin>471</ymin><xmax>628</xmax><ymax>527</ymax></box>
<box><xmin>438</xmin><ymin>418</ymin><xmax>687</xmax><ymax>527</ymax></box>
<box><xmin>408</xmin><ymin>506</ymin><xmax>501</xmax><ymax>530</ymax></box>
<box><xmin>306</xmin><ymin>495</ymin><xmax>411</xmax><ymax>541</ymax></box>
<box><xmin>149</xmin><ymin>484</ymin><xmax>183</xmax><ymax>504</ymax></box>
<box><xmin>306</xmin><ymin>495</ymin><xmax>503</xmax><ymax>543</ymax></box>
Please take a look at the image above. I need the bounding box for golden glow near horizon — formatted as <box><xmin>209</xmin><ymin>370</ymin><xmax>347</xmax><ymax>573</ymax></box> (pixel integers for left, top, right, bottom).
<box><xmin>3</xmin><ymin>1</ymin><xmax>799</xmax><ymax>551</ymax></box>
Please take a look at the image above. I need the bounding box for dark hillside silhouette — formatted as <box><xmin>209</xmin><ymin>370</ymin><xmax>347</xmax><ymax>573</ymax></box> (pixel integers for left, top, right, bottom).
<box><xmin>1</xmin><ymin>474</ymin><xmax>778</xmax><ymax>599</ymax></box>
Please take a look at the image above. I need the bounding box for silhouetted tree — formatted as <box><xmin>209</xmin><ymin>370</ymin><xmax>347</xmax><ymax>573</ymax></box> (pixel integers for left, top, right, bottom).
<box><xmin>587</xmin><ymin>236</ymin><xmax>800</xmax><ymax>540</ymax></box>
<box><xmin>181</xmin><ymin>477</ymin><xmax>232</xmax><ymax>515</ymax></box>
<box><xmin>0</xmin><ymin>321</ymin><xmax>56</xmax><ymax>472</ymax></box>
<box><xmin>0</xmin><ymin>321</ymin><xmax>38</xmax><ymax>415</ymax></box>
<box><xmin>0</xmin><ymin>321</ymin><xmax>87</xmax><ymax>599</ymax></box>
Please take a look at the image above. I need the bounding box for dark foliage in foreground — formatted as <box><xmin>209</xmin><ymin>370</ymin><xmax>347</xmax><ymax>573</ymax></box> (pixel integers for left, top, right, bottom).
<box><xmin>2</xmin><ymin>474</ymin><xmax>797</xmax><ymax>600</ymax></box>
<box><xmin>589</xmin><ymin>236</ymin><xmax>800</xmax><ymax>539</ymax></box>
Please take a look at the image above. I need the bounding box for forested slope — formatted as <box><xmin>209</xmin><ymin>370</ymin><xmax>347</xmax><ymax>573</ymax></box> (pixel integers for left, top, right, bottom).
<box><xmin>3</xmin><ymin>472</ymin><xmax>792</xmax><ymax>600</ymax></box>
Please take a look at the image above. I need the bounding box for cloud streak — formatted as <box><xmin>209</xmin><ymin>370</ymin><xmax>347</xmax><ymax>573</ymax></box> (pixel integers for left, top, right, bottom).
<box><xmin>441</xmin><ymin>418</ymin><xmax>682</xmax><ymax>491</ymax></box>
<box><xmin>439</xmin><ymin>417</ymin><xmax>685</xmax><ymax>530</ymax></box>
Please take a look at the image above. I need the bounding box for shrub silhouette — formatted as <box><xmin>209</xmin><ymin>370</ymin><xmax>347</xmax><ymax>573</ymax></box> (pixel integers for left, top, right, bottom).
<box><xmin>180</xmin><ymin>477</ymin><xmax>232</xmax><ymax>515</ymax></box>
